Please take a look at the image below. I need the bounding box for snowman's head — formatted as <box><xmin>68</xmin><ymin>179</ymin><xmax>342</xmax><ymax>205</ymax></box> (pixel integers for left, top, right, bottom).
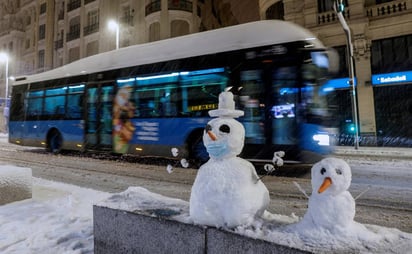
<box><xmin>311</xmin><ymin>157</ymin><xmax>352</xmax><ymax>195</ymax></box>
<box><xmin>203</xmin><ymin>117</ymin><xmax>245</xmax><ymax>159</ymax></box>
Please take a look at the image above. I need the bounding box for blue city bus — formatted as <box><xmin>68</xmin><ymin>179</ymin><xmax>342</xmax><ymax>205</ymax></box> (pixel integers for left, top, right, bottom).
<box><xmin>9</xmin><ymin>20</ymin><xmax>338</xmax><ymax>166</ymax></box>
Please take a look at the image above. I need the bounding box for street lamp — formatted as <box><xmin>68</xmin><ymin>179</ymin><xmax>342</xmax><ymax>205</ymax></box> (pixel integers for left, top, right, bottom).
<box><xmin>0</xmin><ymin>52</ymin><xmax>9</xmax><ymax>102</ymax></box>
<box><xmin>333</xmin><ymin>0</ymin><xmax>360</xmax><ymax>150</ymax></box>
<box><xmin>108</xmin><ymin>20</ymin><xmax>120</xmax><ymax>50</ymax></box>
<box><xmin>0</xmin><ymin>52</ymin><xmax>9</xmax><ymax>133</ymax></box>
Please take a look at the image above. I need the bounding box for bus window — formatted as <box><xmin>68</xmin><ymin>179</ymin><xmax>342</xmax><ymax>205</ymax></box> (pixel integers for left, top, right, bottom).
<box><xmin>180</xmin><ymin>69</ymin><xmax>227</xmax><ymax>116</ymax></box>
<box><xmin>133</xmin><ymin>72</ymin><xmax>179</xmax><ymax>118</ymax></box>
<box><xmin>158</xmin><ymin>87</ymin><xmax>178</xmax><ymax>117</ymax></box>
<box><xmin>271</xmin><ymin>67</ymin><xmax>298</xmax><ymax>145</ymax></box>
<box><xmin>135</xmin><ymin>88</ymin><xmax>158</xmax><ymax>117</ymax></box>
<box><xmin>10</xmin><ymin>92</ymin><xmax>24</xmax><ymax>121</ymax></box>
<box><xmin>238</xmin><ymin>70</ymin><xmax>265</xmax><ymax>144</ymax></box>
<box><xmin>26</xmin><ymin>90</ymin><xmax>44</xmax><ymax>118</ymax></box>
<box><xmin>134</xmin><ymin>85</ymin><xmax>178</xmax><ymax>118</ymax></box>
<box><xmin>44</xmin><ymin>95</ymin><xmax>65</xmax><ymax>117</ymax></box>
<box><xmin>301</xmin><ymin>62</ymin><xmax>331</xmax><ymax>125</ymax></box>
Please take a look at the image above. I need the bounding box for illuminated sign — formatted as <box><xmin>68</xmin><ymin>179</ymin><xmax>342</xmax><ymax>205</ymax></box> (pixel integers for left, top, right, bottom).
<box><xmin>189</xmin><ymin>104</ymin><xmax>218</xmax><ymax>112</ymax></box>
<box><xmin>372</xmin><ymin>71</ymin><xmax>412</xmax><ymax>85</ymax></box>
<box><xmin>322</xmin><ymin>78</ymin><xmax>357</xmax><ymax>92</ymax></box>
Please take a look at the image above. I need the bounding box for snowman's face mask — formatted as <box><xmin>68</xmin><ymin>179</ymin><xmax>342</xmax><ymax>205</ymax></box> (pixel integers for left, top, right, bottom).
<box><xmin>203</xmin><ymin>118</ymin><xmax>245</xmax><ymax>159</ymax></box>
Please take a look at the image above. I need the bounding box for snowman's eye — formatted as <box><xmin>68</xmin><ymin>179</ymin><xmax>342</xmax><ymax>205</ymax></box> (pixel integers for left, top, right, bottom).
<box><xmin>320</xmin><ymin>168</ymin><xmax>326</xmax><ymax>175</ymax></box>
<box><xmin>336</xmin><ymin>168</ymin><xmax>342</xmax><ymax>175</ymax></box>
<box><xmin>219</xmin><ymin>124</ymin><xmax>230</xmax><ymax>133</ymax></box>
<box><xmin>205</xmin><ymin>124</ymin><xmax>212</xmax><ymax>132</ymax></box>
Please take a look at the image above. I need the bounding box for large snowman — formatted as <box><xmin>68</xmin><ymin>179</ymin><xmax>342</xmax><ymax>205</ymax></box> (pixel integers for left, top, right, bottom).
<box><xmin>301</xmin><ymin>157</ymin><xmax>359</xmax><ymax>232</ymax></box>
<box><xmin>189</xmin><ymin>92</ymin><xmax>270</xmax><ymax>228</ymax></box>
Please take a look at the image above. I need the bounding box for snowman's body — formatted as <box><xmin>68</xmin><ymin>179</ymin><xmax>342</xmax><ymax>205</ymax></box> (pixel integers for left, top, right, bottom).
<box><xmin>190</xmin><ymin>156</ymin><xmax>269</xmax><ymax>228</ymax></box>
<box><xmin>189</xmin><ymin>92</ymin><xmax>269</xmax><ymax>228</ymax></box>
<box><xmin>302</xmin><ymin>157</ymin><xmax>357</xmax><ymax>232</ymax></box>
<box><xmin>305</xmin><ymin>188</ymin><xmax>355</xmax><ymax>230</ymax></box>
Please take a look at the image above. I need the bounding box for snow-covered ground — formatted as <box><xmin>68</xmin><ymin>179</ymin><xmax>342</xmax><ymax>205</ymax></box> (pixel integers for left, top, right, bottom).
<box><xmin>0</xmin><ymin>176</ymin><xmax>110</xmax><ymax>254</ymax></box>
<box><xmin>1</xmin><ymin>129</ymin><xmax>412</xmax><ymax>253</ymax></box>
<box><xmin>101</xmin><ymin>185</ymin><xmax>412</xmax><ymax>254</ymax></box>
<box><xmin>0</xmin><ymin>164</ymin><xmax>411</xmax><ymax>253</ymax></box>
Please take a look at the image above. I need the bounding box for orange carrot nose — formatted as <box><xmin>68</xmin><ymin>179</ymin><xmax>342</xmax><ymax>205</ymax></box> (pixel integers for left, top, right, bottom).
<box><xmin>318</xmin><ymin>177</ymin><xmax>332</xmax><ymax>193</ymax></box>
<box><xmin>207</xmin><ymin>131</ymin><xmax>217</xmax><ymax>141</ymax></box>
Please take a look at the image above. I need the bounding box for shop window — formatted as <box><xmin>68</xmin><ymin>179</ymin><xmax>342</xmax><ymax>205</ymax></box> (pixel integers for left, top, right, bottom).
<box><xmin>371</xmin><ymin>34</ymin><xmax>412</xmax><ymax>74</ymax></box>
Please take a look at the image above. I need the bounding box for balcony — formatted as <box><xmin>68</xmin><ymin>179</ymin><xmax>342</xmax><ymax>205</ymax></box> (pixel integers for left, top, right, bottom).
<box><xmin>67</xmin><ymin>0</ymin><xmax>81</xmax><ymax>12</ymax></box>
<box><xmin>317</xmin><ymin>9</ymin><xmax>350</xmax><ymax>25</ymax></box>
<box><xmin>58</xmin><ymin>11</ymin><xmax>64</xmax><ymax>21</ymax></box>
<box><xmin>84</xmin><ymin>23</ymin><xmax>99</xmax><ymax>36</ymax></box>
<box><xmin>84</xmin><ymin>0</ymin><xmax>96</xmax><ymax>5</ymax></box>
<box><xmin>168</xmin><ymin>0</ymin><xmax>192</xmax><ymax>12</ymax></box>
<box><xmin>146</xmin><ymin>0</ymin><xmax>161</xmax><ymax>16</ymax></box>
<box><xmin>54</xmin><ymin>39</ymin><xmax>63</xmax><ymax>50</ymax></box>
<box><xmin>66</xmin><ymin>28</ymin><xmax>80</xmax><ymax>42</ymax></box>
<box><xmin>120</xmin><ymin>15</ymin><xmax>134</xmax><ymax>26</ymax></box>
<box><xmin>0</xmin><ymin>17</ymin><xmax>24</xmax><ymax>36</ymax></box>
<box><xmin>366</xmin><ymin>0</ymin><xmax>412</xmax><ymax>18</ymax></box>
<box><xmin>145</xmin><ymin>0</ymin><xmax>193</xmax><ymax>16</ymax></box>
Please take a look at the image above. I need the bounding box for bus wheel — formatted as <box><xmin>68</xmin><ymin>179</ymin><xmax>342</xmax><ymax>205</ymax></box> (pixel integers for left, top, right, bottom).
<box><xmin>48</xmin><ymin>130</ymin><xmax>62</xmax><ymax>154</ymax></box>
<box><xmin>191</xmin><ymin>137</ymin><xmax>209</xmax><ymax>167</ymax></box>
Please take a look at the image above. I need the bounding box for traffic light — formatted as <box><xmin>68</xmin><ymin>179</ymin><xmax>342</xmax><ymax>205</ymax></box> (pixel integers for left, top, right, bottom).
<box><xmin>344</xmin><ymin>122</ymin><xmax>356</xmax><ymax>134</ymax></box>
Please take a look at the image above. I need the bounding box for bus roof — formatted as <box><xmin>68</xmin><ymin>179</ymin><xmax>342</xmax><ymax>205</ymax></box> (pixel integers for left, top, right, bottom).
<box><xmin>14</xmin><ymin>20</ymin><xmax>324</xmax><ymax>85</ymax></box>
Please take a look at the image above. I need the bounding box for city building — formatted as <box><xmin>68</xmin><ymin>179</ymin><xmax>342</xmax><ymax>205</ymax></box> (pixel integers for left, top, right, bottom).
<box><xmin>0</xmin><ymin>0</ymin><xmax>411</xmax><ymax>146</ymax></box>
<box><xmin>263</xmin><ymin>0</ymin><xmax>412</xmax><ymax>145</ymax></box>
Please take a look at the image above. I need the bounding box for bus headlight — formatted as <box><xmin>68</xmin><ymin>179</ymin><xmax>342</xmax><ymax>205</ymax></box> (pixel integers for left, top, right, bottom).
<box><xmin>313</xmin><ymin>134</ymin><xmax>330</xmax><ymax>146</ymax></box>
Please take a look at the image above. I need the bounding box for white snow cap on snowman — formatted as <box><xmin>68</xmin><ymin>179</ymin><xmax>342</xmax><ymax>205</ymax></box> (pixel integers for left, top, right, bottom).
<box><xmin>209</xmin><ymin>91</ymin><xmax>244</xmax><ymax>118</ymax></box>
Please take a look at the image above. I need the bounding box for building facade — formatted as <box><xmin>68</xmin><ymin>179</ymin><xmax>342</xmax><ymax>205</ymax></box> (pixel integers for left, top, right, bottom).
<box><xmin>266</xmin><ymin>0</ymin><xmax>412</xmax><ymax>146</ymax></box>
<box><xmin>1</xmin><ymin>0</ymin><xmax>411</xmax><ymax>146</ymax></box>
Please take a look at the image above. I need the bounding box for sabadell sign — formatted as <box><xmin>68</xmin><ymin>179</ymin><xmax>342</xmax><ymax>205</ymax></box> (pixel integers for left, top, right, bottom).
<box><xmin>372</xmin><ymin>71</ymin><xmax>412</xmax><ymax>85</ymax></box>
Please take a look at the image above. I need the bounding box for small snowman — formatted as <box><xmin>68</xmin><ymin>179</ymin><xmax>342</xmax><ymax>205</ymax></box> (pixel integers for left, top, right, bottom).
<box><xmin>301</xmin><ymin>157</ymin><xmax>359</xmax><ymax>232</ymax></box>
<box><xmin>189</xmin><ymin>92</ymin><xmax>270</xmax><ymax>228</ymax></box>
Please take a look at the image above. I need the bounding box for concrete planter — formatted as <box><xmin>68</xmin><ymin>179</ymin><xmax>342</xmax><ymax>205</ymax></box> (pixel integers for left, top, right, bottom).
<box><xmin>94</xmin><ymin>205</ymin><xmax>310</xmax><ymax>254</ymax></box>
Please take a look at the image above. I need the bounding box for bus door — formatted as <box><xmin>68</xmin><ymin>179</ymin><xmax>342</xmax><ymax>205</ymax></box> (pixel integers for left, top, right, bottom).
<box><xmin>8</xmin><ymin>86</ymin><xmax>26</xmax><ymax>143</ymax></box>
<box><xmin>85</xmin><ymin>83</ymin><xmax>114</xmax><ymax>151</ymax></box>
<box><xmin>269</xmin><ymin>66</ymin><xmax>299</xmax><ymax>147</ymax></box>
<box><xmin>238</xmin><ymin>65</ymin><xmax>299</xmax><ymax>160</ymax></box>
<box><xmin>238</xmin><ymin>70</ymin><xmax>266</xmax><ymax>146</ymax></box>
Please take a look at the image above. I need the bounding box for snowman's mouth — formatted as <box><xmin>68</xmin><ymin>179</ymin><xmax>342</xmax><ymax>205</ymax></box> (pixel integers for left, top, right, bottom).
<box><xmin>318</xmin><ymin>177</ymin><xmax>332</xmax><ymax>193</ymax></box>
<box><xmin>206</xmin><ymin>143</ymin><xmax>228</xmax><ymax>157</ymax></box>
<box><xmin>206</xmin><ymin>143</ymin><xmax>224</xmax><ymax>151</ymax></box>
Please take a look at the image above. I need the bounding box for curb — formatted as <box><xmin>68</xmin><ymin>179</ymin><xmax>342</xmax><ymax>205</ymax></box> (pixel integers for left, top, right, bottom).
<box><xmin>332</xmin><ymin>146</ymin><xmax>412</xmax><ymax>159</ymax></box>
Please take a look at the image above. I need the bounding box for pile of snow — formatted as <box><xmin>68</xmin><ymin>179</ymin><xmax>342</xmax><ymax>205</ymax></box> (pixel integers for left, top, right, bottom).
<box><xmin>100</xmin><ymin>186</ymin><xmax>412</xmax><ymax>253</ymax></box>
<box><xmin>0</xmin><ymin>165</ymin><xmax>32</xmax><ymax>205</ymax></box>
<box><xmin>0</xmin><ymin>175</ymin><xmax>110</xmax><ymax>254</ymax></box>
<box><xmin>0</xmin><ymin>165</ymin><xmax>411</xmax><ymax>253</ymax></box>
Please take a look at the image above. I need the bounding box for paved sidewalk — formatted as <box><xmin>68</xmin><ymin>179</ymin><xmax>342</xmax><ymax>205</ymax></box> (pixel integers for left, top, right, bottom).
<box><xmin>332</xmin><ymin>146</ymin><xmax>412</xmax><ymax>159</ymax></box>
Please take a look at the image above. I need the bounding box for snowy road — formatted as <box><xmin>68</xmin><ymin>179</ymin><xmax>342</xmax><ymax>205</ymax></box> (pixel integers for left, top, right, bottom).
<box><xmin>0</xmin><ymin>137</ymin><xmax>411</xmax><ymax>233</ymax></box>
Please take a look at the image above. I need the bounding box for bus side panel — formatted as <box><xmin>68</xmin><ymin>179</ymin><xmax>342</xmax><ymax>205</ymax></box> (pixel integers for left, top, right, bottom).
<box><xmin>10</xmin><ymin>119</ymin><xmax>46</xmax><ymax>148</ymax></box>
<box><xmin>8</xmin><ymin>121</ymin><xmax>25</xmax><ymax>145</ymax></box>
<box><xmin>45</xmin><ymin>120</ymin><xmax>84</xmax><ymax>150</ymax></box>
<box><xmin>10</xmin><ymin>120</ymin><xmax>84</xmax><ymax>150</ymax></box>
<box><xmin>121</xmin><ymin>117</ymin><xmax>209</xmax><ymax>157</ymax></box>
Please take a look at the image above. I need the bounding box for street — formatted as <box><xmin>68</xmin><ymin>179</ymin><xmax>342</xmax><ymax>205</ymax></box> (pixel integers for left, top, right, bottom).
<box><xmin>0</xmin><ymin>136</ymin><xmax>411</xmax><ymax>233</ymax></box>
